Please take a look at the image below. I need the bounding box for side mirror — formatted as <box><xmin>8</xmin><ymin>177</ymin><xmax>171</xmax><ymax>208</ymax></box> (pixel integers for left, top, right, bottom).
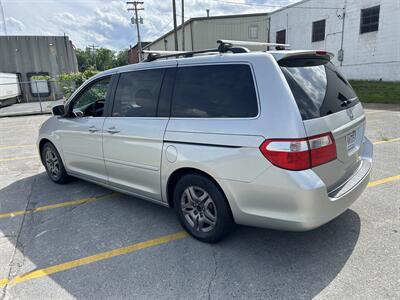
<box><xmin>52</xmin><ymin>104</ymin><xmax>65</xmax><ymax>116</ymax></box>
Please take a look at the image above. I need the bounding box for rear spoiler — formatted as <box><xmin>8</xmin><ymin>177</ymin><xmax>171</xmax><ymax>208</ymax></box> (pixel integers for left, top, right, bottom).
<box><xmin>269</xmin><ymin>50</ymin><xmax>334</xmax><ymax>62</ymax></box>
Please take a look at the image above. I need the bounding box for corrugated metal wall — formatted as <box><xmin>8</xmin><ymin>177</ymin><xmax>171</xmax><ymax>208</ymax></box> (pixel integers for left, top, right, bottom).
<box><xmin>146</xmin><ymin>14</ymin><xmax>269</xmax><ymax>52</ymax></box>
<box><xmin>0</xmin><ymin>36</ymin><xmax>78</xmax><ymax>101</ymax></box>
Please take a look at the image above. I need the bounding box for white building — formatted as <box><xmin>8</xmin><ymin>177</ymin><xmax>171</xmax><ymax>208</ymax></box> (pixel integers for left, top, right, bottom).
<box><xmin>144</xmin><ymin>0</ymin><xmax>400</xmax><ymax>81</ymax></box>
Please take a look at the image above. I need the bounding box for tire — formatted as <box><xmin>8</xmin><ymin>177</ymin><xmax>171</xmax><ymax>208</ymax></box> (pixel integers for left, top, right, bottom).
<box><xmin>41</xmin><ymin>142</ymin><xmax>70</xmax><ymax>184</ymax></box>
<box><xmin>173</xmin><ymin>174</ymin><xmax>234</xmax><ymax>243</ymax></box>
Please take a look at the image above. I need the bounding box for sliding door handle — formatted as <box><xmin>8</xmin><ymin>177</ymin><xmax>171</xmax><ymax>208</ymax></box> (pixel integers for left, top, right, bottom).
<box><xmin>88</xmin><ymin>126</ymin><xmax>99</xmax><ymax>132</ymax></box>
<box><xmin>106</xmin><ymin>126</ymin><xmax>120</xmax><ymax>134</ymax></box>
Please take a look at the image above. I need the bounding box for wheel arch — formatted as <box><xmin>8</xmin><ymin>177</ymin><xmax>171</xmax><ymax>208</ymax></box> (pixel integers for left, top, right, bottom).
<box><xmin>38</xmin><ymin>138</ymin><xmax>63</xmax><ymax>165</ymax></box>
<box><xmin>166</xmin><ymin>167</ymin><xmax>234</xmax><ymax>219</ymax></box>
<box><xmin>39</xmin><ymin>138</ymin><xmax>52</xmax><ymax>163</ymax></box>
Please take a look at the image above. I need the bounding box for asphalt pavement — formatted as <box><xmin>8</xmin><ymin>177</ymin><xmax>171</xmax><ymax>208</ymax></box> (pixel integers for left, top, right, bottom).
<box><xmin>0</xmin><ymin>104</ymin><xmax>399</xmax><ymax>300</ymax></box>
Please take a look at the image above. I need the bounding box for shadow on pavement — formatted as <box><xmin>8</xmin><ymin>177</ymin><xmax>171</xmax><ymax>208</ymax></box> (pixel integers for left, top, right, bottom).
<box><xmin>0</xmin><ymin>173</ymin><xmax>360</xmax><ymax>299</ymax></box>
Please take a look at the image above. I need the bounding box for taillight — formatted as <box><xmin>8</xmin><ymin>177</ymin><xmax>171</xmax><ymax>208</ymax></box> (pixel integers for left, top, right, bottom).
<box><xmin>260</xmin><ymin>132</ymin><xmax>336</xmax><ymax>171</ymax></box>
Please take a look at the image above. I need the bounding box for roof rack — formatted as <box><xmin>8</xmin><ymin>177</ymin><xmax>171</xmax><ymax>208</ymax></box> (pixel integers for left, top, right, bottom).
<box><xmin>143</xmin><ymin>39</ymin><xmax>291</xmax><ymax>62</ymax></box>
<box><xmin>217</xmin><ymin>39</ymin><xmax>290</xmax><ymax>49</ymax></box>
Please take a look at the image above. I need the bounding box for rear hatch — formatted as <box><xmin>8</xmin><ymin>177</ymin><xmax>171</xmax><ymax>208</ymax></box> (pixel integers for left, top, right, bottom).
<box><xmin>278</xmin><ymin>52</ymin><xmax>365</xmax><ymax>191</ymax></box>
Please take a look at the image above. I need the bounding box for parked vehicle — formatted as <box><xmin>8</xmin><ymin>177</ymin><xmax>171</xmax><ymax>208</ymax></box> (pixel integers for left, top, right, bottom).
<box><xmin>38</xmin><ymin>40</ymin><xmax>373</xmax><ymax>243</ymax></box>
<box><xmin>0</xmin><ymin>73</ymin><xmax>21</xmax><ymax>107</ymax></box>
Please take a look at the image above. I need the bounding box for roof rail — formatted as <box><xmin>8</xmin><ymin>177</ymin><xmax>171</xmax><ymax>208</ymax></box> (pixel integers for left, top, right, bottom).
<box><xmin>217</xmin><ymin>39</ymin><xmax>291</xmax><ymax>49</ymax></box>
<box><xmin>142</xmin><ymin>50</ymin><xmax>188</xmax><ymax>55</ymax></box>
<box><xmin>142</xmin><ymin>39</ymin><xmax>289</xmax><ymax>62</ymax></box>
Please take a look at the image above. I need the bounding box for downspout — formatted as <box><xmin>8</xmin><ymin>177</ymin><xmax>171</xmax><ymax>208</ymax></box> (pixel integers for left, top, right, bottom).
<box><xmin>190</xmin><ymin>20</ymin><xmax>194</xmax><ymax>50</ymax></box>
<box><xmin>339</xmin><ymin>0</ymin><xmax>347</xmax><ymax>66</ymax></box>
<box><xmin>267</xmin><ymin>16</ymin><xmax>271</xmax><ymax>50</ymax></box>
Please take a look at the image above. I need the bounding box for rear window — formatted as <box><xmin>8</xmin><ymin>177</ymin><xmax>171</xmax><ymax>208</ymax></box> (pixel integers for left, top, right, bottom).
<box><xmin>171</xmin><ymin>64</ymin><xmax>258</xmax><ymax>118</ymax></box>
<box><xmin>281</xmin><ymin>59</ymin><xmax>359</xmax><ymax>120</ymax></box>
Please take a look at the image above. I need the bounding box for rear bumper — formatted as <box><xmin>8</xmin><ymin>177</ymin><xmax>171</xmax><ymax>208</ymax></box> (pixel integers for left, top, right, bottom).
<box><xmin>222</xmin><ymin>137</ymin><xmax>373</xmax><ymax>231</ymax></box>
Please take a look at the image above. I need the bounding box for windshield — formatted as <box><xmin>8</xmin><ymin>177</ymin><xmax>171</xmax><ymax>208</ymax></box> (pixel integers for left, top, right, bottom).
<box><xmin>281</xmin><ymin>59</ymin><xmax>359</xmax><ymax>120</ymax></box>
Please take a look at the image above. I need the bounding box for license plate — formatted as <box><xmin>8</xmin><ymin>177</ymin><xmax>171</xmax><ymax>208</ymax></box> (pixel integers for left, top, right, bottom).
<box><xmin>346</xmin><ymin>130</ymin><xmax>357</xmax><ymax>150</ymax></box>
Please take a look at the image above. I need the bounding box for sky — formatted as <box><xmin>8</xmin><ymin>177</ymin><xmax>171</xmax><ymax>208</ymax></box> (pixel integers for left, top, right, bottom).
<box><xmin>0</xmin><ymin>0</ymin><xmax>299</xmax><ymax>50</ymax></box>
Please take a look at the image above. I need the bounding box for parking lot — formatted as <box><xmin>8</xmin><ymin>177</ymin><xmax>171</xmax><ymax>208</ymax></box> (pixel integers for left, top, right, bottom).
<box><xmin>0</xmin><ymin>104</ymin><xmax>399</xmax><ymax>300</ymax></box>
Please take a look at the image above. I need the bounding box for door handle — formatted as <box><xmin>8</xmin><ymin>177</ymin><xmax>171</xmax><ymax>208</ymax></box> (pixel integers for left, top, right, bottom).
<box><xmin>106</xmin><ymin>126</ymin><xmax>120</xmax><ymax>134</ymax></box>
<box><xmin>88</xmin><ymin>126</ymin><xmax>99</xmax><ymax>133</ymax></box>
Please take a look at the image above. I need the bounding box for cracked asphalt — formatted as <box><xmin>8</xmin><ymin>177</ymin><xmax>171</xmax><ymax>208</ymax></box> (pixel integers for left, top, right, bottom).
<box><xmin>0</xmin><ymin>103</ymin><xmax>399</xmax><ymax>300</ymax></box>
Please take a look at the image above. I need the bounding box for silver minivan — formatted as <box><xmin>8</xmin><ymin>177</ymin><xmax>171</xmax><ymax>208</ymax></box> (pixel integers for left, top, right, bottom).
<box><xmin>38</xmin><ymin>42</ymin><xmax>373</xmax><ymax>243</ymax></box>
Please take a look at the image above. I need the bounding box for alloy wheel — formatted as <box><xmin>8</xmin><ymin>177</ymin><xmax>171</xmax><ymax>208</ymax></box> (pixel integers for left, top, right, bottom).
<box><xmin>45</xmin><ymin>149</ymin><xmax>60</xmax><ymax>179</ymax></box>
<box><xmin>180</xmin><ymin>186</ymin><xmax>217</xmax><ymax>233</ymax></box>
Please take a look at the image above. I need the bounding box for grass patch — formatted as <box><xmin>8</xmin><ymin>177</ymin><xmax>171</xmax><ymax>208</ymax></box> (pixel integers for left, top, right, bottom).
<box><xmin>349</xmin><ymin>80</ymin><xmax>400</xmax><ymax>104</ymax></box>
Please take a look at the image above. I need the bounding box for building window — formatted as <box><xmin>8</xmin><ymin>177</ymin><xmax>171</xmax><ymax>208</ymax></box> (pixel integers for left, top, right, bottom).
<box><xmin>248</xmin><ymin>25</ymin><xmax>258</xmax><ymax>39</ymax></box>
<box><xmin>360</xmin><ymin>5</ymin><xmax>380</xmax><ymax>34</ymax></box>
<box><xmin>27</xmin><ymin>72</ymin><xmax>51</xmax><ymax>98</ymax></box>
<box><xmin>312</xmin><ymin>19</ymin><xmax>326</xmax><ymax>42</ymax></box>
<box><xmin>276</xmin><ymin>29</ymin><xmax>286</xmax><ymax>44</ymax></box>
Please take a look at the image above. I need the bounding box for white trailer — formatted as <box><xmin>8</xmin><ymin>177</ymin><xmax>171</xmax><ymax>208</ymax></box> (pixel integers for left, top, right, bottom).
<box><xmin>0</xmin><ymin>73</ymin><xmax>21</xmax><ymax>107</ymax></box>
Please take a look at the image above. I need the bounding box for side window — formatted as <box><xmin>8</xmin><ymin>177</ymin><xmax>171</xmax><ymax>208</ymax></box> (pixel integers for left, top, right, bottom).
<box><xmin>72</xmin><ymin>77</ymin><xmax>110</xmax><ymax>117</ymax></box>
<box><xmin>171</xmin><ymin>64</ymin><xmax>258</xmax><ymax>118</ymax></box>
<box><xmin>112</xmin><ymin>69</ymin><xmax>165</xmax><ymax>117</ymax></box>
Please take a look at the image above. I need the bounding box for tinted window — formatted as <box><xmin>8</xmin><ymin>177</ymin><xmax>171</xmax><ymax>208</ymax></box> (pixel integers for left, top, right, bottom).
<box><xmin>312</xmin><ymin>19</ymin><xmax>326</xmax><ymax>42</ymax></box>
<box><xmin>72</xmin><ymin>77</ymin><xmax>110</xmax><ymax>117</ymax></box>
<box><xmin>360</xmin><ymin>6</ymin><xmax>380</xmax><ymax>34</ymax></box>
<box><xmin>112</xmin><ymin>69</ymin><xmax>164</xmax><ymax>117</ymax></box>
<box><xmin>281</xmin><ymin>60</ymin><xmax>359</xmax><ymax>120</ymax></box>
<box><xmin>171</xmin><ymin>65</ymin><xmax>258</xmax><ymax>118</ymax></box>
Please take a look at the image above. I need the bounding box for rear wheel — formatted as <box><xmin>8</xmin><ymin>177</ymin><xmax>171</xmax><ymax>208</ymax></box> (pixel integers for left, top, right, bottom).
<box><xmin>41</xmin><ymin>142</ymin><xmax>70</xmax><ymax>184</ymax></box>
<box><xmin>173</xmin><ymin>174</ymin><xmax>234</xmax><ymax>243</ymax></box>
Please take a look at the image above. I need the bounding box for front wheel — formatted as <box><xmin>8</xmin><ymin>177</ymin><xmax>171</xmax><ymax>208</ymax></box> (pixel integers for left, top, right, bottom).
<box><xmin>173</xmin><ymin>174</ymin><xmax>234</xmax><ymax>243</ymax></box>
<box><xmin>41</xmin><ymin>142</ymin><xmax>70</xmax><ymax>184</ymax></box>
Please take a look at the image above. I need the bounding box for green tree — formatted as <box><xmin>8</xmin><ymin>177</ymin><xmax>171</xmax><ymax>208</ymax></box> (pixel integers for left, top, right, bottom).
<box><xmin>113</xmin><ymin>48</ymin><xmax>129</xmax><ymax>68</ymax></box>
<box><xmin>75</xmin><ymin>48</ymin><xmax>93</xmax><ymax>72</ymax></box>
<box><xmin>75</xmin><ymin>47</ymin><xmax>131</xmax><ymax>72</ymax></box>
<box><xmin>95</xmin><ymin>48</ymin><xmax>115</xmax><ymax>71</ymax></box>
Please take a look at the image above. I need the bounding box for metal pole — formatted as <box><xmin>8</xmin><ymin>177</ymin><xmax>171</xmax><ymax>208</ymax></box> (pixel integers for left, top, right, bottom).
<box><xmin>0</xmin><ymin>0</ymin><xmax>7</xmax><ymax>35</ymax></box>
<box><xmin>35</xmin><ymin>81</ymin><xmax>43</xmax><ymax>113</ymax></box>
<box><xmin>181</xmin><ymin>0</ymin><xmax>185</xmax><ymax>51</ymax></box>
<box><xmin>172</xmin><ymin>0</ymin><xmax>178</xmax><ymax>51</ymax></box>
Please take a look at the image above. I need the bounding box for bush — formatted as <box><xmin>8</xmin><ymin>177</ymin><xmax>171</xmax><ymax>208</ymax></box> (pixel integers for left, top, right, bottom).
<box><xmin>57</xmin><ymin>67</ymin><xmax>99</xmax><ymax>100</ymax></box>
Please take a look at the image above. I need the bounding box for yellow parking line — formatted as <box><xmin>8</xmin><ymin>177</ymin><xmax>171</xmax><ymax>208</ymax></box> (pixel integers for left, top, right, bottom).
<box><xmin>368</xmin><ymin>174</ymin><xmax>400</xmax><ymax>187</ymax></box>
<box><xmin>0</xmin><ymin>174</ymin><xmax>398</xmax><ymax>220</ymax></box>
<box><xmin>0</xmin><ymin>231</ymin><xmax>188</xmax><ymax>287</ymax></box>
<box><xmin>0</xmin><ymin>155</ymin><xmax>38</xmax><ymax>162</ymax></box>
<box><xmin>373</xmin><ymin>137</ymin><xmax>400</xmax><ymax>145</ymax></box>
<box><xmin>0</xmin><ymin>174</ymin><xmax>397</xmax><ymax>287</ymax></box>
<box><xmin>0</xmin><ymin>193</ymin><xmax>115</xmax><ymax>219</ymax></box>
<box><xmin>0</xmin><ymin>144</ymin><xmax>35</xmax><ymax>150</ymax></box>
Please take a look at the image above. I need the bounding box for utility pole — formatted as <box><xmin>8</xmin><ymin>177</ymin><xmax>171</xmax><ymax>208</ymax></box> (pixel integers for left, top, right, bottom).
<box><xmin>181</xmin><ymin>0</ymin><xmax>185</xmax><ymax>51</ymax></box>
<box><xmin>172</xmin><ymin>0</ymin><xmax>178</xmax><ymax>51</ymax></box>
<box><xmin>127</xmin><ymin>1</ymin><xmax>144</xmax><ymax>61</ymax></box>
<box><xmin>88</xmin><ymin>44</ymin><xmax>99</xmax><ymax>69</ymax></box>
<box><xmin>0</xmin><ymin>0</ymin><xmax>7</xmax><ymax>35</ymax></box>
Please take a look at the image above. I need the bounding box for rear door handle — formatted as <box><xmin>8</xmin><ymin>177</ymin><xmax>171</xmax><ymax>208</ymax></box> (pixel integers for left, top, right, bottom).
<box><xmin>106</xmin><ymin>126</ymin><xmax>120</xmax><ymax>134</ymax></box>
<box><xmin>88</xmin><ymin>126</ymin><xmax>99</xmax><ymax>132</ymax></box>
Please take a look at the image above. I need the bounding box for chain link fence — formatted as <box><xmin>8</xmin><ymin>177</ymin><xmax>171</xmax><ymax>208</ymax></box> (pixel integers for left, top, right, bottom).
<box><xmin>0</xmin><ymin>79</ymin><xmax>67</xmax><ymax>117</ymax></box>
